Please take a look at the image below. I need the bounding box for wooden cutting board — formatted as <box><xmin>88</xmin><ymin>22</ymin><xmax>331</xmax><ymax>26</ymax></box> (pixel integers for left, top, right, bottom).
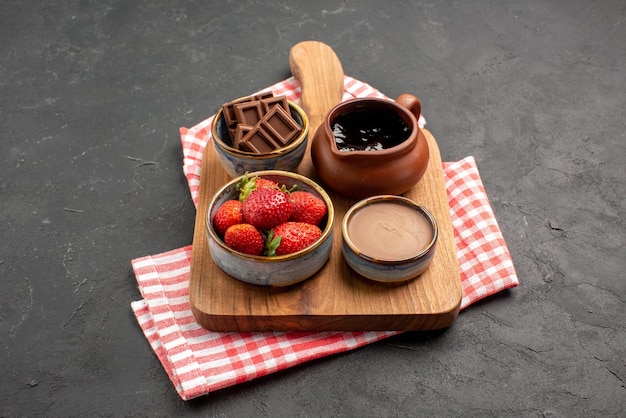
<box><xmin>188</xmin><ymin>127</ymin><xmax>462</xmax><ymax>332</ymax></box>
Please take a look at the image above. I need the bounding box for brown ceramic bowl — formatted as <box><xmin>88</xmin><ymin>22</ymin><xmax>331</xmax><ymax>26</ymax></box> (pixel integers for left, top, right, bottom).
<box><xmin>311</xmin><ymin>94</ymin><xmax>429</xmax><ymax>199</ymax></box>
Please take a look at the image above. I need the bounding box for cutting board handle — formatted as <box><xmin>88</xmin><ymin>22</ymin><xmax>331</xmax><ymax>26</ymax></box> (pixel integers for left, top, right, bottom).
<box><xmin>289</xmin><ymin>41</ymin><xmax>345</xmax><ymax>138</ymax></box>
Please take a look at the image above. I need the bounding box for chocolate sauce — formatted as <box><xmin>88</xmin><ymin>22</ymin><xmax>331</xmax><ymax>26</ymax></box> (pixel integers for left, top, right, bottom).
<box><xmin>332</xmin><ymin>110</ymin><xmax>410</xmax><ymax>152</ymax></box>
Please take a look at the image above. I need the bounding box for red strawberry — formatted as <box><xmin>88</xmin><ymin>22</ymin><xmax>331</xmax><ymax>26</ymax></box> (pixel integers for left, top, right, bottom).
<box><xmin>236</xmin><ymin>173</ymin><xmax>279</xmax><ymax>201</ymax></box>
<box><xmin>242</xmin><ymin>187</ymin><xmax>292</xmax><ymax>230</ymax></box>
<box><xmin>255</xmin><ymin>178</ymin><xmax>280</xmax><ymax>190</ymax></box>
<box><xmin>289</xmin><ymin>191</ymin><xmax>327</xmax><ymax>225</ymax></box>
<box><xmin>213</xmin><ymin>200</ymin><xmax>243</xmax><ymax>237</ymax></box>
<box><xmin>224</xmin><ymin>223</ymin><xmax>265</xmax><ymax>255</ymax></box>
<box><xmin>270</xmin><ymin>222</ymin><xmax>322</xmax><ymax>256</ymax></box>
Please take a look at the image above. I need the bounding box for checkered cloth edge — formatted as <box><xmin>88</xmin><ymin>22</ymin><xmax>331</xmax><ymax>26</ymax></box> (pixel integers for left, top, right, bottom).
<box><xmin>130</xmin><ymin>75</ymin><xmax>518</xmax><ymax>400</ymax></box>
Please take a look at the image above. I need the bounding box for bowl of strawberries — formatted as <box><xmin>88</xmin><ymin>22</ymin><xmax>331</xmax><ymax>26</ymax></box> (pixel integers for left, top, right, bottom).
<box><xmin>206</xmin><ymin>170</ymin><xmax>334</xmax><ymax>286</ymax></box>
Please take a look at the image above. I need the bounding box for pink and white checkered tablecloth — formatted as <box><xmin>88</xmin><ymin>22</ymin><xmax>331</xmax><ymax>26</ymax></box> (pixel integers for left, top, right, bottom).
<box><xmin>130</xmin><ymin>76</ymin><xmax>518</xmax><ymax>400</ymax></box>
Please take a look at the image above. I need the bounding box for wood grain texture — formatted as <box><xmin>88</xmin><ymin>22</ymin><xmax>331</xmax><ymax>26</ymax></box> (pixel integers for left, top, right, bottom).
<box><xmin>189</xmin><ymin>129</ymin><xmax>462</xmax><ymax>332</ymax></box>
<box><xmin>288</xmin><ymin>40</ymin><xmax>344</xmax><ymax>179</ymax></box>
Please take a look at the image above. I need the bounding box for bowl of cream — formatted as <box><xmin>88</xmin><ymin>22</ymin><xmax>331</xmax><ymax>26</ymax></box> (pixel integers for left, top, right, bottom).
<box><xmin>341</xmin><ymin>195</ymin><xmax>438</xmax><ymax>282</ymax></box>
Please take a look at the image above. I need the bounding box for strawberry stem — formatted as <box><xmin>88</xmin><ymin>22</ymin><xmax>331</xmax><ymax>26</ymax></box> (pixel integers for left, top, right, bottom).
<box><xmin>264</xmin><ymin>229</ymin><xmax>282</xmax><ymax>257</ymax></box>
<box><xmin>236</xmin><ymin>172</ymin><xmax>258</xmax><ymax>201</ymax></box>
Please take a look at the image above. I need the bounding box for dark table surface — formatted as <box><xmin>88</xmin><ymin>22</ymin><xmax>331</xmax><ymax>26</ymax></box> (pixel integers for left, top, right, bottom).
<box><xmin>2</xmin><ymin>1</ymin><xmax>625</xmax><ymax>416</ymax></box>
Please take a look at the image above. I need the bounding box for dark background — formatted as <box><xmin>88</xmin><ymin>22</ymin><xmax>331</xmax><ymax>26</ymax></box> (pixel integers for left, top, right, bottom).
<box><xmin>1</xmin><ymin>1</ymin><xmax>624</xmax><ymax>416</ymax></box>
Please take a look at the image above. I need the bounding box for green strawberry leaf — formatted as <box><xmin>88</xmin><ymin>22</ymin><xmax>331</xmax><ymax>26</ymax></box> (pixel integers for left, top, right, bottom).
<box><xmin>264</xmin><ymin>229</ymin><xmax>282</xmax><ymax>257</ymax></box>
<box><xmin>236</xmin><ymin>172</ymin><xmax>258</xmax><ymax>202</ymax></box>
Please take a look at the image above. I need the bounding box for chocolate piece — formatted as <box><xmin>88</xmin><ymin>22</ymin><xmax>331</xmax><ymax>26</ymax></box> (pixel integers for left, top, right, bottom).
<box><xmin>234</xmin><ymin>101</ymin><xmax>263</xmax><ymax>126</ymax></box>
<box><xmin>261</xmin><ymin>95</ymin><xmax>289</xmax><ymax>114</ymax></box>
<box><xmin>258</xmin><ymin>105</ymin><xmax>301</xmax><ymax>146</ymax></box>
<box><xmin>222</xmin><ymin>102</ymin><xmax>239</xmax><ymax>129</ymax></box>
<box><xmin>239</xmin><ymin>126</ymin><xmax>281</xmax><ymax>153</ymax></box>
<box><xmin>254</xmin><ymin>91</ymin><xmax>274</xmax><ymax>100</ymax></box>
<box><xmin>233</xmin><ymin>124</ymin><xmax>253</xmax><ymax>150</ymax></box>
<box><xmin>222</xmin><ymin>96</ymin><xmax>253</xmax><ymax>129</ymax></box>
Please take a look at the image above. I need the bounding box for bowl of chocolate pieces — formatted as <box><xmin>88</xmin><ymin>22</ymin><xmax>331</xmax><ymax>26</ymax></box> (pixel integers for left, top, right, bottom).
<box><xmin>211</xmin><ymin>92</ymin><xmax>310</xmax><ymax>177</ymax></box>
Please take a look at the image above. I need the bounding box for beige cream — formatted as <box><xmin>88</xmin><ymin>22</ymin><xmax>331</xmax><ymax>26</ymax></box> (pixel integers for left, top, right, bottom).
<box><xmin>347</xmin><ymin>202</ymin><xmax>433</xmax><ymax>261</ymax></box>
